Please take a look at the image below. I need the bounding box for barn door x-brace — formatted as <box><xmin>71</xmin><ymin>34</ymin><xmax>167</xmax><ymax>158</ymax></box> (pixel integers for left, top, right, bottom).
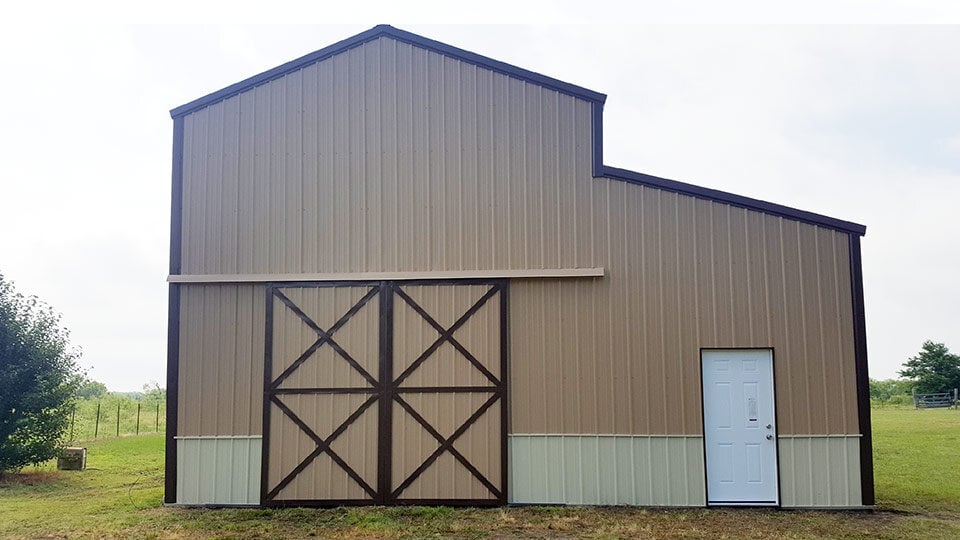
<box><xmin>261</xmin><ymin>280</ymin><xmax>507</xmax><ymax>506</ymax></box>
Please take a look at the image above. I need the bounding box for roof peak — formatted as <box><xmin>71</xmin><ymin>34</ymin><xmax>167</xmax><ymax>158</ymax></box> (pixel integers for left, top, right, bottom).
<box><xmin>170</xmin><ymin>24</ymin><xmax>606</xmax><ymax>119</ymax></box>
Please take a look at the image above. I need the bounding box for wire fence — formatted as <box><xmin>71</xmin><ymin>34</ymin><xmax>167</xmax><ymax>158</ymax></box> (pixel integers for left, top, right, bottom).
<box><xmin>67</xmin><ymin>398</ymin><xmax>166</xmax><ymax>442</ymax></box>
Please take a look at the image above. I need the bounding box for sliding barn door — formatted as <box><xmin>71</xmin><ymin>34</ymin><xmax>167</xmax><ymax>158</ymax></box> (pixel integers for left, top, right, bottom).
<box><xmin>262</xmin><ymin>281</ymin><xmax>506</xmax><ymax>506</ymax></box>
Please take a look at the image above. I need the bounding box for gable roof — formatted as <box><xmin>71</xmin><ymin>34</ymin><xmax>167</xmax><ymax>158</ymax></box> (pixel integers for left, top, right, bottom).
<box><xmin>170</xmin><ymin>25</ymin><xmax>866</xmax><ymax>236</ymax></box>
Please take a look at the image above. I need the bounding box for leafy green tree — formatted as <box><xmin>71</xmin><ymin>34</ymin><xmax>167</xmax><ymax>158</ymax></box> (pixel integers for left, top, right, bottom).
<box><xmin>898</xmin><ymin>341</ymin><xmax>960</xmax><ymax>395</ymax></box>
<box><xmin>141</xmin><ymin>381</ymin><xmax>165</xmax><ymax>402</ymax></box>
<box><xmin>869</xmin><ymin>378</ymin><xmax>915</xmax><ymax>406</ymax></box>
<box><xmin>0</xmin><ymin>273</ymin><xmax>83</xmax><ymax>473</ymax></box>
<box><xmin>77</xmin><ymin>379</ymin><xmax>108</xmax><ymax>400</ymax></box>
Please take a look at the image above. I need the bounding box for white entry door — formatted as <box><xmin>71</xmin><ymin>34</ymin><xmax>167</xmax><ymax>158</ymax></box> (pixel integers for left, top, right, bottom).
<box><xmin>701</xmin><ymin>349</ymin><xmax>779</xmax><ymax>505</ymax></box>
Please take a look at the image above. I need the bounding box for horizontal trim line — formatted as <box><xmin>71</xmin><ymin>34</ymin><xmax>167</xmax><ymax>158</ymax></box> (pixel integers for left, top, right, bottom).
<box><xmin>171</xmin><ymin>25</ymin><xmax>605</xmax><ymax>118</ymax></box>
<box><xmin>510</xmin><ymin>434</ymin><xmax>703</xmax><ymax>438</ymax></box>
<box><xmin>168</xmin><ymin>268</ymin><xmax>604</xmax><ymax>283</ymax></box>
<box><xmin>600</xmin><ymin>166</ymin><xmax>867</xmax><ymax>236</ymax></box>
<box><xmin>174</xmin><ymin>435</ymin><xmax>262</xmax><ymax>440</ymax></box>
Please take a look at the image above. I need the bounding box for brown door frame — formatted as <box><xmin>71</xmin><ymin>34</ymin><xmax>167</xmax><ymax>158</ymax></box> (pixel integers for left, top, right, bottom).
<box><xmin>261</xmin><ymin>279</ymin><xmax>508</xmax><ymax>507</ymax></box>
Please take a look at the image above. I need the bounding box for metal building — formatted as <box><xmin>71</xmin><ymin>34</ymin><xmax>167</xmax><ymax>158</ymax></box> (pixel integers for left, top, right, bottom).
<box><xmin>165</xmin><ymin>25</ymin><xmax>871</xmax><ymax>508</ymax></box>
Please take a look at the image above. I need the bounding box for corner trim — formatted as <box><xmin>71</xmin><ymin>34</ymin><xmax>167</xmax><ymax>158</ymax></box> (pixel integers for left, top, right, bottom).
<box><xmin>848</xmin><ymin>233</ymin><xmax>874</xmax><ymax>506</ymax></box>
<box><xmin>164</xmin><ymin>116</ymin><xmax>184</xmax><ymax>504</ymax></box>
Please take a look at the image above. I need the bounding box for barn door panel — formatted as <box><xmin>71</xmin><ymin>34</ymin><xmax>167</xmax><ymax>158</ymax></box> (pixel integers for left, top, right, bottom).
<box><xmin>390</xmin><ymin>282</ymin><xmax>506</xmax><ymax>504</ymax></box>
<box><xmin>262</xmin><ymin>280</ymin><xmax>507</xmax><ymax>507</ymax></box>
<box><xmin>263</xmin><ymin>284</ymin><xmax>381</xmax><ymax>504</ymax></box>
<box><xmin>266</xmin><ymin>393</ymin><xmax>379</xmax><ymax>502</ymax></box>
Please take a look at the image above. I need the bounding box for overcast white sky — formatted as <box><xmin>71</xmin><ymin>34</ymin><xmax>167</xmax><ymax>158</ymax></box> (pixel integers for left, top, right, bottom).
<box><xmin>1</xmin><ymin>2</ymin><xmax>958</xmax><ymax>390</ymax></box>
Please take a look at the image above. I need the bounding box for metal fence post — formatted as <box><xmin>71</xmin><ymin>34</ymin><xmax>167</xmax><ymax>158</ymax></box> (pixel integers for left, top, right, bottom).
<box><xmin>116</xmin><ymin>402</ymin><xmax>120</xmax><ymax>437</ymax></box>
<box><xmin>94</xmin><ymin>401</ymin><xmax>101</xmax><ymax>439</ymax></box>
<box><xmin>156</xmin><ymin>402</ymin><xmax>160</xmax><ymax>432</ymax></box>
<box><xmin>136</xmin><ymin>403</ymin><xmax>141</xmax><ymax>435</ymax></box>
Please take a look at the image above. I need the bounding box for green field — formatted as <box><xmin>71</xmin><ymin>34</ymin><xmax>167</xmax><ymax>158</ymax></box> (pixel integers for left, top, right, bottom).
<box><xmin>0</xmin><ymin>407</ymin><xmax>958</xmax><ymax>539</ymax></box>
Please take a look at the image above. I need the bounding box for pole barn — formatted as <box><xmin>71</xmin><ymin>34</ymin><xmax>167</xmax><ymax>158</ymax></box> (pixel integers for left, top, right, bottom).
<box><xmin>165</xmin><ymin>25</ymin><xmax>871</xmax><ymax>508</ymax></box>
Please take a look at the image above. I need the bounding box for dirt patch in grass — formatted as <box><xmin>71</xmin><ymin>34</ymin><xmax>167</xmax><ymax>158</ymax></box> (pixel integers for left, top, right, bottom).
<box><xmin>0</xmin><ymin>470</ymin><xmax>63</xmax><ymax>487</ymax></box>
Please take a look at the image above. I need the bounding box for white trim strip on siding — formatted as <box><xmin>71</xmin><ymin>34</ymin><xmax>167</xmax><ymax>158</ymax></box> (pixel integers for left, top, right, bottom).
<box><xmin>167</xmin><ymin>268</ymin><xmax>605</xmax><ymax>284</ymax></box>
<box><xmin>508</xmin><ymin>434</ymin><xmax>705</xmax><ymax>506</ymax></box>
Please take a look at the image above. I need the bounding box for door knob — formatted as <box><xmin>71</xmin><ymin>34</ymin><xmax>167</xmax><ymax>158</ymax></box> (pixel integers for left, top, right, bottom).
<box><xmin>765</xmin><ymin>434</ymin><xmax>773</xmax><ymax>440</ymax></box>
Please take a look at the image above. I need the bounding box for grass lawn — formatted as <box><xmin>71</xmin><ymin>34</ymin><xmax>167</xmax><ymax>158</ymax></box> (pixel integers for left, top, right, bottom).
<box><xmin>0</xmin><ymin>407</ymin><xmax>958</xmax><ymax>539</ymax></box>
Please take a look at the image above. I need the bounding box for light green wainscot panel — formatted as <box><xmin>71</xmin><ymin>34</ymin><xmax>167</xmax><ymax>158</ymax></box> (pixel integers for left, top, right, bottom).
<box><xmin>508</xmin><ymin>435</ymin><xmax>705</xmax><ymax>506</ymax></box>
<box><xmin>778</xmin><ymin>435</ymin><xmax>863</xmax><ymax>508</ymax></box>
<box><xmin>176</xmin><ymin>436</ymin><xmax>261</xmax><ymax>505</ymax></box>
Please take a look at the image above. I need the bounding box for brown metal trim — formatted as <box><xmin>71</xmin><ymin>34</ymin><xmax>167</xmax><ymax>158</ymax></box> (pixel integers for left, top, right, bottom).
<box><xmin>498</xmin><ymin>281</ymin><xmax>509</xmax><ymax>506</ymax></box>
<box><xmin>272</xmin><ymin>387</ymin><xmax>379</xmax><ymax>395</ymax></box>
<box><xmin>395</xmin><ymin>386</ymin><xmax>498</xmax><ymax>393</ymax></box>
<box><xmin>266</xmin><ymin>394</ymin><xmax>379</xmax><ymax>500</ymax></box>
<box><xmin>848</xmin><ymin>234</ymin><xmax>874</xmax><ymax>506</ymax></box>
<box><xmin>391</xmin><ymin>391</ymin><xmax>501</xmax><ymax>499</ymax></box>
<box><xmin>260</xmin><ymin>284</ymin><xmax>275</xmax><ymax>505</ymax></box>
<box><xmin>392</xmin><ymin>498</ymin><xmax>500</xmax><ymax>507</ymax></box>
<box><xmin>163</xmin><ymin>114</ymin><xmax>184</xmax><ymax>505</ymax></box>
<box><xmin>270</xmin><ymin>287</ymin><xmax>379</xmax><ymax>388</ymax></box>
<box><xmin>393</xmin><ymin>285</ymin><xmax>500</xmax><ymax>387</ymax></box>
<box><xmin>164</xmin><ymin>284</ymin><xmax>180</xmax><ymax>504</ymax></box>
<box><xmin>377</xmin><ymin>281</ymin><xmax>394</xmax><ymax>504</ymax></box>
<box><xmin>393</xmin><ymin>395</ymin><xmax>502</xmax><ymax>498</ymax></box>
<box><xmin>264</xmin><ymin>499</ymin><xmax>380</xmax><ymax>508</ymax></box>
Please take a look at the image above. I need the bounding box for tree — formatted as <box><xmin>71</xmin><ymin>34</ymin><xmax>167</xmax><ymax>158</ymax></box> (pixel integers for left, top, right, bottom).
<box><xmin>0</xmin><ymin>273</ymin><xmax>83</xmax><ymax>474</ymax></box>
<box><xmin>869</xmin><ymin>378</ymin><xmax>913</xmax><ymax>401</ymax></box>
<box><xmin>898</xmin><ymin>341</ymin><xmax>960</xmax><ymax>395</ymax></box>
<box><xmin>141</xmin><ymin>381</ymin><xmax>165</xmax><ymax>402</ymax></box>
<box><xmin>77</xmin><ymin>379</ymin><xmax>108</xmax><ymax>400</ymax></box>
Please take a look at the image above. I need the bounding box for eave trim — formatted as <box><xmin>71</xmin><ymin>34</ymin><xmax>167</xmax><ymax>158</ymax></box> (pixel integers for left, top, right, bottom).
<box><xmin>600</xmin><ymin>165</ymin><xmax>867</xmax><ymax>236</ymax></box>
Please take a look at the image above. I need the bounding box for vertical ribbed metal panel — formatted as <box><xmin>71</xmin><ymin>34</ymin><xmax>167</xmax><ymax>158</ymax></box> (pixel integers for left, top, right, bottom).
<box><xmin>777</xmin><ymin>436</ymin><xmax>862</xmax><ymax>507</ymax></box>
<box><xmin>177</xmin><ymin>35</ymin><xmax>859</xmax><ymax>442</ymax></box>
<box><xmin>508</xmin><ymin>435</ymin><xmax>705</xmax><ymax>506</ymax></box>
<box><xmin>179</xmin><ymin>37</ymin><xmax>601</xmax><ymax>277</ymax></box>
<box><xmin>178</xmin><ymin>284</ymin><xmax>264</xmax><ymax>436</ymax></box>
<box><xmin>509</xmin><ymin>203</ymin><xmax>857</xmax><ymax>436</ymax></box>
<box><xmin>176</xmin><ymin>437</ymin><xmax>261</xmax><ymax>505</ymax></box>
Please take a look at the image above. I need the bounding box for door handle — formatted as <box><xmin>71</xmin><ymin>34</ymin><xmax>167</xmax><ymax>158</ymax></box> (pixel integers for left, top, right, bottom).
<box><xmin>765</xmin><ymin>434</ymin><xmax>773</xmax><ymax>441</ymax></box>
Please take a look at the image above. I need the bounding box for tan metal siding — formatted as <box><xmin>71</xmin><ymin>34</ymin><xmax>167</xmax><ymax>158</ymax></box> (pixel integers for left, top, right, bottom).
<box><xmin>509</xmin><ymin>198</ymin><xmax>858</xmax><ymax>436</ymax></box>
<box><xmin>178</xmin><ymin>284</ymin><xmax>264</xmax><ymax>436</ymax></box>
<box><xmin>180</xmin><ymin>38</ymin><xmax>598</xmax><ymax>276</ymax></box>
<box><xmin>177</xmin><ymin>35</ymin><xmax>859</xmax><ymax>441</ymax></box>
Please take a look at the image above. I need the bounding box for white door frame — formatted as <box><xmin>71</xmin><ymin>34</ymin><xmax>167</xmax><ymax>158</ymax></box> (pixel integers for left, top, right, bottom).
<box><xmin>700</xmin><ymin>348</ymin><xmax>780</xmax><ymax>506</ymax></box>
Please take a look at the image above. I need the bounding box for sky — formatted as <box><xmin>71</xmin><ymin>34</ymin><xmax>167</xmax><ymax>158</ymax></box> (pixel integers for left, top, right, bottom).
<box><xmin>1</xmin><ymin>3</ymin><xmax>958</xmax><ymax>390</ymax></box>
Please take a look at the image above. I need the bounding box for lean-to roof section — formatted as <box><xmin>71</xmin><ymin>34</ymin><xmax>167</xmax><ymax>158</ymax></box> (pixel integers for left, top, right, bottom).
<box><xmin>170</xmin><ymin>24</ymin><xmax>865</xmax><ymax>237</ymax></box>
